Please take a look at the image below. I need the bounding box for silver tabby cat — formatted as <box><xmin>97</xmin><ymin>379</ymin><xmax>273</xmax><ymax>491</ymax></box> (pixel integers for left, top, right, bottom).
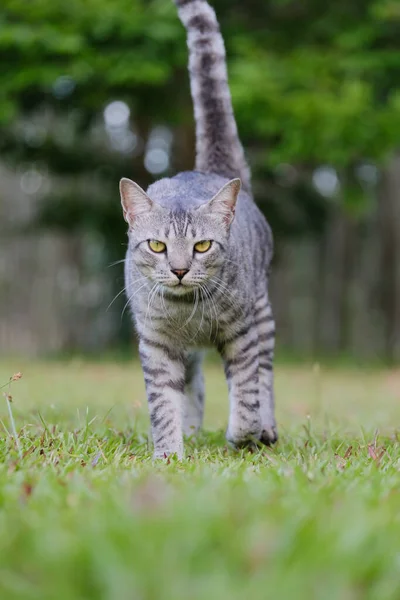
<box><xmin>119</xmin><ymin>0</ymin><xmax>277</xmax><ymax>458</ymax></box>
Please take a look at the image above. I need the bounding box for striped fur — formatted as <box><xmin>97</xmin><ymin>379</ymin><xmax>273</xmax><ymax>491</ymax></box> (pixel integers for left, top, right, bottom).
<box><xmin>119</xmin><ymin>1</ymin><xmax>277</xmax><ymax>459</ymax></box>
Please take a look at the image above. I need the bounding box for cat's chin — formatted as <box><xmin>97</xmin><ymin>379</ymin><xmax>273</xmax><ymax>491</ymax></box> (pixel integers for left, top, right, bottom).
<box><xmin>161</xmin><ymin>283</ymin><xmax>195</xmax><ymax>296</ymax></box>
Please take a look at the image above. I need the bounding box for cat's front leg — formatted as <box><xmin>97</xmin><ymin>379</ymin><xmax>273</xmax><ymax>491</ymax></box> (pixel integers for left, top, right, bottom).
<box><xmin>183</xmin><ymin>351</ymin><xmax>205</xmax><ymax>436</ymax></box>
<box><xmin>139</xmin><ymin>336</ymin><xmax>185</xmax><ymax>459</ymax></box>
<box><xmin>221</xmin><ymin>326</ymin><xmax>262</xmax><ymax>446</ymax></box>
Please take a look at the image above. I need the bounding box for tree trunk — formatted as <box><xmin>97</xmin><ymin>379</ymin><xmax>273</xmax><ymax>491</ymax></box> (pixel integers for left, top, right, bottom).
<box><xmin>378</xmin><ymin>153</ymin><xmax>400</xmax><ymax>363</ymax></box>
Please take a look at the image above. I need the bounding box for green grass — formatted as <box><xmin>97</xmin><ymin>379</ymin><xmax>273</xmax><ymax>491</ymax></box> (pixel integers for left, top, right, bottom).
<box><xmin>1</xmin><ymin>358</ymin><xmax>400</xmax><ymax>600</ymax></box>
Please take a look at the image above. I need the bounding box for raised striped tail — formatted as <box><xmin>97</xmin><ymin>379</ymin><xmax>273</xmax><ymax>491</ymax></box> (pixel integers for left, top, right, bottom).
<box><xmin>174</xmin><ymin>0</ymin><xmax>252</xmax><ymax>193</ymax></box>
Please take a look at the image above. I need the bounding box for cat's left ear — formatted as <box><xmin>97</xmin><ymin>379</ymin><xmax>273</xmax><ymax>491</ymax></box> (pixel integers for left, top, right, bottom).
<box><xmin>202</xmin><ymin>178</ymin><xmax>241</xmax><ymax>227</ymax></box>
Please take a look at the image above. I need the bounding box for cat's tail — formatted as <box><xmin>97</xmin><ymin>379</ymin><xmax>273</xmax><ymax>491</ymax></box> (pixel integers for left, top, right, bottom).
<box><xmin>174</xmin><ymin>0</ymin><xmax>252</xmax><ymax>193</ymax></box>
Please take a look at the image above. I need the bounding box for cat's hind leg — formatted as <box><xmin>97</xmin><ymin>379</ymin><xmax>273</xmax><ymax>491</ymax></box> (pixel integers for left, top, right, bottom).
<box><xmin>254</xmin><ymin>289</ymin><xmax>278</xmax><ymax>445</ymax></box>
<box><xmin>222</xmin><ymin>323</ymin><xmax>263</xmax><ymax>446</ymax></box>
<box><xmin>183</xmin><ymin>351</ymin><xmax>205</xmax><ymax>437</ymax></box>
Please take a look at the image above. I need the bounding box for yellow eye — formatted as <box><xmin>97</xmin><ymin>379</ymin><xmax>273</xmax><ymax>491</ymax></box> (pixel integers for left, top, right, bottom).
<box><xmin>148</xmin><ymin>240</ymin><xmax>166</xmax><ymax>253</ymax></box>
<box><xmin>194</xmin><ymin>240</ymin><xmax>212</xmax><ymax>253</ymax></box>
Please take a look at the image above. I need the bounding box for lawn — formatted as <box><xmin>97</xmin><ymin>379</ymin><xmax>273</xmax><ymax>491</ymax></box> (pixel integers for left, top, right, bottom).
<box><xmin>0</xmin><ymin>358</ymin><xmax>400</xmax><ymax>600</ymax></box>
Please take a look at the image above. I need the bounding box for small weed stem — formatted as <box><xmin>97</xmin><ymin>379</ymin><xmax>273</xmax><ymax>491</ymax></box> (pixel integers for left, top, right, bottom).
<box><xmin>5</xmin><ymin>392</ymin><xmax>23</xmax><ymax>460</ymax></box>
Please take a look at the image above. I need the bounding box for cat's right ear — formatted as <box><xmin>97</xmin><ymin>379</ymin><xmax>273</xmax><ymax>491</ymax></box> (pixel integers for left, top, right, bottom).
<box><xmin>119</xmin><ymin>178</ymin><xmax>153</xmax><ymax>226</ymax></box>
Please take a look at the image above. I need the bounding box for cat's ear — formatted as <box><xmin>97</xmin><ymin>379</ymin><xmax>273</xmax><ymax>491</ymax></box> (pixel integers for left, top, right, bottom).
<box><xmin>203</xmin><ymin>178</ymin><xmax>241</xmax><ymax>227</ymax></box>
<box><xmin>119</xmin><ymin>178</ymin><xmax>153</xmax><ymax>226</ymax></box>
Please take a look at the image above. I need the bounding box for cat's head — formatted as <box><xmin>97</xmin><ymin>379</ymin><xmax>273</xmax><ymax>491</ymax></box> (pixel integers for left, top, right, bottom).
<box><xmin>119</xmin><ymin>177</ymin><xmax>241</xmax><ymax>295</ymax></box>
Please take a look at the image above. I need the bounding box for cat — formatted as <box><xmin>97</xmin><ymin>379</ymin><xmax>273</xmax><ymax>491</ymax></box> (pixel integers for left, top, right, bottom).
<box><xmin>119</xmin><ymin>0</ymin><xmax>277</xmax><ymax>459</ymax></box>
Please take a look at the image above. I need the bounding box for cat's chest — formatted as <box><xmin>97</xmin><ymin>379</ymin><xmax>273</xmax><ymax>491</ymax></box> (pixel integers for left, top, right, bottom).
<box><xmin>139</xmin><ymin>295</ymin><xmax>221</xmax><ymax>346</ymax></box>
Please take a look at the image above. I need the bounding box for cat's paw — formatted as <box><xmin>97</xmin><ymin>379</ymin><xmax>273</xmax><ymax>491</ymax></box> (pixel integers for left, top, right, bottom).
<box><xmin>226</xmin><ymin>422</ymin><xmax>263</xmax><ymax>449</ymax></box>
<box><xmin>260</xmin><ymin>424</ymin><xmax>278</xmax><ymax>446</ymax></box>
<box><xmin>226</xmin><ymin>421</ymin><xmax>278</xmax><ymax>449</ymax></box>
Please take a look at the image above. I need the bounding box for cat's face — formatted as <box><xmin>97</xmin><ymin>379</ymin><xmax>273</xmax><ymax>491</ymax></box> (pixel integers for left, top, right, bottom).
<box><xmin>120</xmin><ymin>178</ymin><xmax>240</xmax><ymax>295</ymax></box>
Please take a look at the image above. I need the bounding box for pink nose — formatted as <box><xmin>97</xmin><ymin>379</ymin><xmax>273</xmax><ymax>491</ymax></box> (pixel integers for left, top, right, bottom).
<box><xmin>171</xmin><ymin>269</ymin><xmax>189</xmax><ymax>281</ymax></box>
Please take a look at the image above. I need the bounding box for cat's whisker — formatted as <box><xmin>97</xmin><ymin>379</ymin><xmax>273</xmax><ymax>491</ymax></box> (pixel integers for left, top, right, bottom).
<box><xmin>160</xmin><ymin>286</ymin><xmax>174</xmax><ymax>325</ymax></box>
<box><xmin>150</xmin><ymin>284</ymin><xmax>162</xmax><ymax>327</ymax></box>
<box><xmin>120</xmin><ymin>280</ymin><xmax>149</xmax><ymax>320</ymax></box>
<box><xmin>192</xmin><ymin>286</ymin><xmax>206</xmax><ymax>340</ymax></box>
<box><xmin>107</xmin><ymin>259</ymin><xmax>127</xmax><ymax>268</ymax></box>
<box><xmin>178</xmin><ymin>287</ymin><xmax>199</xmax><ymax>330</ymax></box>
<box><xmin>202</xmin><ymin>283</ymin><xmax>219</xmax><ymax>341</ymax></box>
<box><xmin>209</xmin><ymin>275</ymin><xmax>231</xmax><ymax>289</ymax></box>
<box><xmin>210</xmin><ymin>277</ymin><xmax>245</xmax><ymax>316</ymax></box>
<box><xmin>106</xmin><ymin>287</ymin><xmax>127</xmax><ymax>312</ymax></box>
<box><xmin>197</xmin><ymin>283</ymin><xmax>214</xmax><ymax>340</ymax></box>
<box><xmin>210</xmin><ymin>276</ymin><xmax>239</xmax><ymax>298</ymax></box>
<box><xmin>144</xmin><ymin>283</ymin><xmax>160</xmax><ymax>329</ymax></box>
<box><xmin>106</xmin><ymin>276</ymin><xmax>146</xmax><ymax>312</ymax></box>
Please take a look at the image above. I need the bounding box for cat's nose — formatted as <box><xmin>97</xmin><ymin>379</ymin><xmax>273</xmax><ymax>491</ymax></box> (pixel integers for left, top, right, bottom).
<box><xmin>171</xmin><ymin>268</ymin><xmax>189</xmax><ymax>281</ymax></box>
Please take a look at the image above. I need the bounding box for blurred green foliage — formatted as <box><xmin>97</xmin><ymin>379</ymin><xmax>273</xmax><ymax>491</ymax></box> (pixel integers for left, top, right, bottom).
<box><xmin>1</xmin><ymin>0</ymin><xmax>399</xmax><ymax>161</ymax></box>
<box><xmin>0</xmin><ymin>0</ymin><xmax>399</xmax><ymax>252</ymax></box>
